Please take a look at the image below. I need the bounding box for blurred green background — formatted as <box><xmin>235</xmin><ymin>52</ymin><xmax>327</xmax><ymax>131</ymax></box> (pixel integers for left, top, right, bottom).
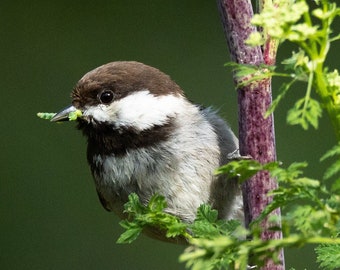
<box><xmin>1</xmin><ymin>1</ymin><xmax>339</xmax><ymax>269</ymax></box>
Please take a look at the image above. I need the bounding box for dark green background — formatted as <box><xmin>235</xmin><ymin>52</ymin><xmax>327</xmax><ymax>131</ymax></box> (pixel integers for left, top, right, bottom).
<box><xmin>1</xmin><ymin>1</ymin><xmax>338</xmax><ymax>269</ymax></box>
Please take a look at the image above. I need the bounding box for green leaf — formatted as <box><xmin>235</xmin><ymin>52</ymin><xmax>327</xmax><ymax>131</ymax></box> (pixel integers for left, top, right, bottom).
<box><xmin>248</xmin><ymin>1</ymin><xmax>309</xmax><ymax>42</ymax></box>
<box><xmin>323</xmin><ymin>160</ymin><xmax>340</xmax><ymax>181</ymax></box>
<box><xmin>37</xmin><ymin>112</ymin><xmax>56</xmax><ymax>120</ymax></box>
<box><xmin>269</xmin><ymin>162</ymin><xmax>308</xmax><ymax>181</ymax></box>
<box><xmin>116</xmin><ymin>221</ymin><xmax>143</xmax><ymax>244</ymax></box>
<box><xmin>166</xmin><ymin>222</ymin><xmax>188</xmax><ymax>238</ymax></box>
<box><xmin>320</xmin><ymin>143</ymin><xmax>340</xmax><ymax>161</ymax></box>
<box><xmin>216</xmin><ymin>159</ymin><xmax>271</xmax><ymax>183</ymax></box>
<box><xmin>331</xmin><ymin>178</ymin><xmax>340</xmax><ymax>192</ymax></box>
<box><xmin>118</xmin><ymin>193</ymin><xmax>189</xmax><ymax>243</ymax></box>
<box><xmin>293</xmin><ymin>177</ymin><xmax>320</xmax><ymax>188</ymax></box>
<box><xmin>123</xmin><ymin>193</ymin><xmax>145</xmax><ymax>215</ymax></box>
<box><xmin>281</xmin><ymin>50</ymin><xmax>311</xmax><ymax>79</ymax></box>
<box><xmin>147</xmin><ymin>194</ymin><xmax>167</xmax><ymax>212</ymax></box>
<box><xmin>287</xmin><ymin>23</ymin><xmax>318</xmax><ymax>42</ymax></box>
<box><xmin>68</xmin><ymin>110</ymin><xmax>83</xmax><ymax>121</ymax></box>
<box><xmin>224</xmin><ymin>62</ymin><xmax>275</xmax><ymax>88</ymax></box>
<box><xmin>320</xmin><ymin>143</ymin><xmax>340</xmax><ymax>181</ymax></box>
<box><xmin>315</xmin><ymin>242</ymin><xmax>340</xmax><ymax>270</ymax></box>
<box><xmin>190</xmin><ymin>205</ymin><xmax>220</xmax><ymax>239</ymax></box>
<box><xmin>287</xmin><ymin>98</ymin><xmax>322</xmax><ymax>129</ymax></box>
<box><xmin>326</xmin><ymin>70</ymin><xmax>340</xmax><ymax>106</ymax></box>
<box><xmin>286</xmin><ymin>206</ymin><xmax>318</xmax><ymax>235</ymax></box>
<box><xmin>196</xmin><ymin>204</ymin><xmax>218</xmax><ymax>223</ymax></box>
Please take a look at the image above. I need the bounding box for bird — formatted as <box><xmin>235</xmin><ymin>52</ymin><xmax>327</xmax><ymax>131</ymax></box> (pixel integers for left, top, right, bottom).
<box><xmin>51</xmin><ymin>61</ymin><xmax>243</xmax><ymax>242</ymax></box>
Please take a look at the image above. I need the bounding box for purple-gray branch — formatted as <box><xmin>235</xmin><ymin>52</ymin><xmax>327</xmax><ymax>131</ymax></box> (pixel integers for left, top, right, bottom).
<box><xmin>217</xmin><ymin>0</ymin><xmax>285</xmax><ymax>269</ymax></box>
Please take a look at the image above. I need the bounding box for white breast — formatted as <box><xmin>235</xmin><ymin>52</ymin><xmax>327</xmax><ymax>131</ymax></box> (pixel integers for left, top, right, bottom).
<box><xmin>89</xmin><ymin>91</ymin><xmax>240</xmax><ymax>222</ymax></box>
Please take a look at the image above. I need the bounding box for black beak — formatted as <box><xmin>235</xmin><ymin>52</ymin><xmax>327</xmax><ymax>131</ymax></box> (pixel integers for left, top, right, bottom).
<box><xmin>50</xmin><ymin>105</ymin><xmax>79</xmax><ymax>122</ymax></box>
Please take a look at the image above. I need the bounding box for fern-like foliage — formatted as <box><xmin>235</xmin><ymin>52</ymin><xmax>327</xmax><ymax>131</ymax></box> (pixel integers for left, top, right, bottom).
<box><xmin>315</xmin><ymin>242</ymin><xmax>340</xmax><ymax>270</ymax></box>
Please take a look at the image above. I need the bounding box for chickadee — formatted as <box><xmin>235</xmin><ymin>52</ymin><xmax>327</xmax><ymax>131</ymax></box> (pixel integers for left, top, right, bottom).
<box><xmin>51</xmin><ymin>61</ymin><xmax>243</xmax><ymax>241</ymax></box>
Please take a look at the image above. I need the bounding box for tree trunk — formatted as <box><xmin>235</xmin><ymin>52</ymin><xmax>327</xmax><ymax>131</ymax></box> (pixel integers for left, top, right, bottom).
<box><xmin>217</xmin><ymin>0</ymin><xmax>285</xmax><ymax>269</ymax></box>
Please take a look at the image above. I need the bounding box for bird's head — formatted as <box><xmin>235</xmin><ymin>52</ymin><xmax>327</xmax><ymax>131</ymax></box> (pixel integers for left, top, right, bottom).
<box><xmin>51</xmin><ymin>61</ymin><xmax>192</xmax><ymax>155</ymax></box>
<box><xmin>51</xmin><ymin>61</ymin><xmax>188</xmax><ymax>131</ymax></box>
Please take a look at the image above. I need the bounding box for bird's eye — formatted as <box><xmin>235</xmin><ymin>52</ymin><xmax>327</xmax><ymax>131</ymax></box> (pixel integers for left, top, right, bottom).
<box><xmin>99</xmin><ymin>90</ymin><xmax>114</xmax><ymax>104</ymax></box>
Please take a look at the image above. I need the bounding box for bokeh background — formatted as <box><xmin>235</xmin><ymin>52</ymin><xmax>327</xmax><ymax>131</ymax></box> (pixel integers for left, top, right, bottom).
<box><xmin>1</xmin><ymin>1</ymin><xmax>339</xmax><ymax>269</ymax></box>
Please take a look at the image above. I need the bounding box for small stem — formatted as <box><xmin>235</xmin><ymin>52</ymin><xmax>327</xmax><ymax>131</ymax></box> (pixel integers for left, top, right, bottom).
<box><xmin>314</xmin><ymin>63</ymin><xmax>340</xmax><ymax>140</ymax></box>
<box><xmin>298</xmin><ymin>41</ymin><xmax>315</xmax><ymax>58</ymax></box>
<box><xmin>329</xmin><ymin>33</ymin><xmax>340</xmax><ymax>42</ymax></box>
<box><xmin>302</xmin><ymin>70</ymin><xmax>314</xmax><ymax>119</ymax></box>
<box><xmin>304</xmin><ymin>1</ymin><xmax>340</xmax><ymax>140</ymax></box>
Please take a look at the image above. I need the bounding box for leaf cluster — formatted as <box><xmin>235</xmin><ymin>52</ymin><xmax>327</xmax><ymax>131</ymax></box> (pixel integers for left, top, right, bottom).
<box><xmin>117</xmin><ymin>193</ymin><xmax>189</xmax><ymax>243</ymax></box>
<box><xmin>239</xmin><ymin>0</ymin><xmax>340</xmax><ymax>134</ymax></box>
<box><xmin>118</xmin><ymin>142</ymin><xmax>340</xmax><ymax>269</ymax></box>
<box><xmin>118</xmin><ymin>154</ymin><xmax>340</xmax><ymax>269</ymax></box>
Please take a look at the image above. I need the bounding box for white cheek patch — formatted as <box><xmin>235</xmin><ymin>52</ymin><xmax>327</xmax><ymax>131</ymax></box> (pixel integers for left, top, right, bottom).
<box><xmin>84</xmin><ymin>104</ymin><xmax>114</xmax><ymax>123</ymax></box>
<box><xmin>84</xmin><ymin>90</ymin><xmax>189</xmax><ymax>131</ymax></box>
